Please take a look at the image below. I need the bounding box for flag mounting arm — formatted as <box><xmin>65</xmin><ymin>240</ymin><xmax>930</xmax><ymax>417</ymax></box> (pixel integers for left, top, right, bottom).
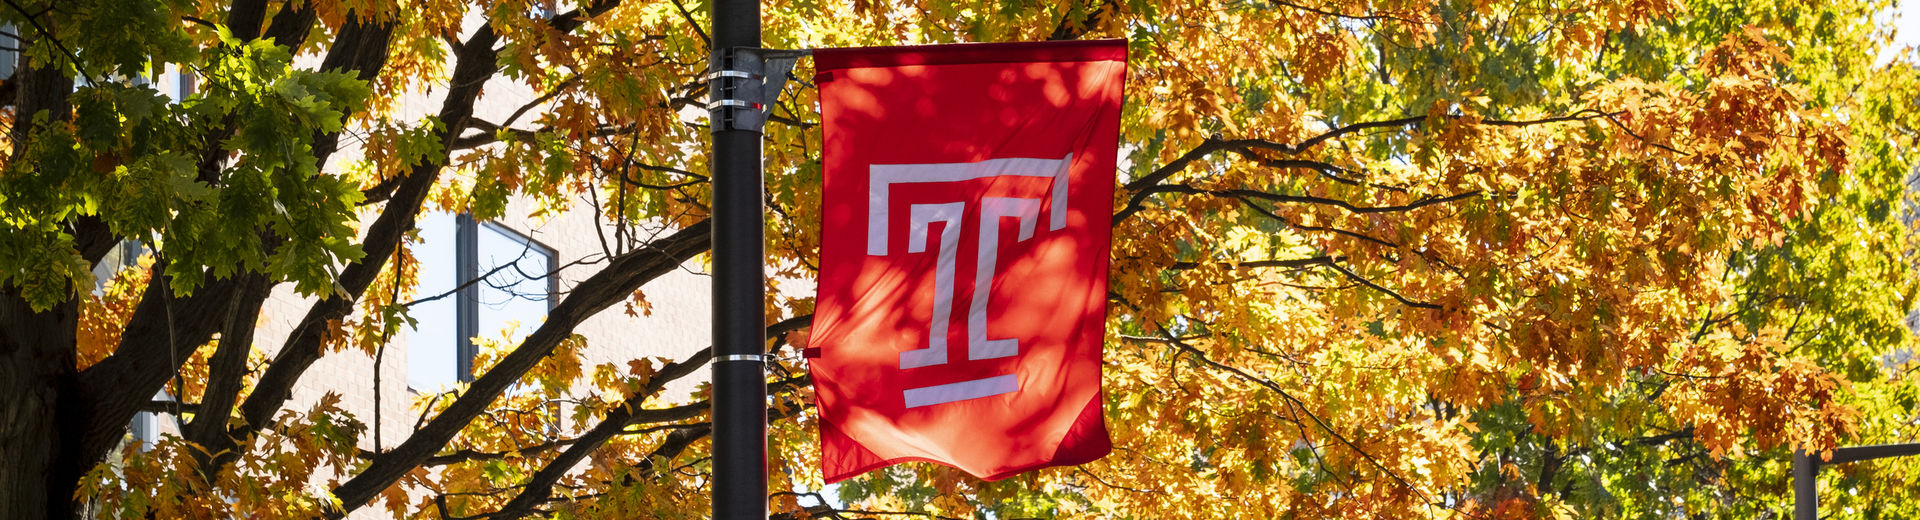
<box><xmin>707</xmin><ymin>48</ymin><xmax>812</xmax><ymax>133</ymax></box>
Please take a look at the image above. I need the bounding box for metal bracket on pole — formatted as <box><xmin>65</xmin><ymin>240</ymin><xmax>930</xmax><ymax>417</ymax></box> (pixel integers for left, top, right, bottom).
<box><xmin>760</xmin><ymin>49</ymin><xmax>808</xmax><ymax>119</ymax></box>
<box><xmin>708</xmin><ymin>47</ymin><xmax>765</xmax><ymax>133</ymax></box>
<box><xmin>708</xmin><ymin>47</ymin><xmax>811</xmax><ymax>133</ymax></box>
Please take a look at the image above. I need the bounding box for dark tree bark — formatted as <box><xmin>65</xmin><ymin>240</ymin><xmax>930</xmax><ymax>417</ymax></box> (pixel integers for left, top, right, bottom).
<box><xmin>0</xmin><ymin>11</ymin><xmax>82</xmax><ymax>515</ymax></box>
<box><xmin>0</xmin><ymin>295</ymin><xmax>80</xmax><ymax>520</ymax></box>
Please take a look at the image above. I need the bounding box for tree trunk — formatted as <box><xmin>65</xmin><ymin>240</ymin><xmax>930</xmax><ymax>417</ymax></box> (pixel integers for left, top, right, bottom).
<box><xmin>0</xmin><ymin>295</ymin><xmax>80</xmax><ymax>519</ymax></box>
<box><xmin>2</xmin><ymin>13</ymin><xmax>93</xmax><ymax>518</ymax></box>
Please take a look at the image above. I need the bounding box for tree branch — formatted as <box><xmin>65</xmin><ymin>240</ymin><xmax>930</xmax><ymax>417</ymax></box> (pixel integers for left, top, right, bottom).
<box><xmin>1166</xmin><ymin>255</ymin><xmax>1341</xmax><ymax>271</ymax></box>
<box><xmin>224</xmin><ymin>0</ymin><xmax>270</xmax><ymax>41</ymax></box>
<box><xmin>325</xmin><ymin>219</ymin><xmax>712</xmax><ymax>515</ymax></box>
<box><xmin>1047</xmin><ymin>0</ymin><xmax>1119</xmax><ymax>40</ymax></box>
<box><xmin>259</xmin><ymin>1</ymin><xmax>319</xmax><ymax>49</ymax></box>
<box><xmin>1319</xmin><ymin>260</ymin><xmax>1442</xmax><ymax>310</ymax></box>
<box><xmin>1265</xmin><ymin>0</ymin><xmax>1419</xmax><ymax>24</ymax></box>
<box><xmin>181</xmin><ymin>270</ymin><xmax>270</xmax><ymax>462</ymax></box>
<box><xmin>482</xmin><ymin>376</ymin><xmax>813</xmax><ymax>519</ymax></box>
<box><xmin>73</xmin><ymin>260</ymin><xmax>253</xmax><ymax>476</ymax></box>
<box><xmin>209</xmin><ymin>18</ymin><xmax>464</xmax><ymax>478</ymax></box>
<box><xmin>1114</xmin><ymin>111</ymin><xmax>1610</xmax><ymax>225</ymax></box>
<box><xmin>469</xmin><ymin>315</ymin><xmax>810</xmax><ymax>519</ymax></box>
<box><xmin>1156</xmin><ymin>325</ymin><xmax>1431</xmax><ymax>502</ymax></box>
<box><xmin>1132</xmin><ymin>183</ymin><xmax>1480</xmax><ymax>216</ymax></box>
<box><xmin>472</xmin><ymin>402</ymin><xmax>710</xmax><ymax>519</ymax></box>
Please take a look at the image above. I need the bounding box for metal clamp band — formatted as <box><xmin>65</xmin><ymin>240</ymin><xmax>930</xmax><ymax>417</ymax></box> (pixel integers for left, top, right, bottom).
<box><xmin>715</xmin><ymin>354</ymin><xmax>766</xmax><ymax>363</ymax></box>
<box><xmin>706</xmin><ymin>70</ymin><xmax>762</xmax><ymax>81</ymax></box>
<box><xmin>707</xmin><ymin>99</ymin><xmax>759</xmax><ymax>109</ymax></box>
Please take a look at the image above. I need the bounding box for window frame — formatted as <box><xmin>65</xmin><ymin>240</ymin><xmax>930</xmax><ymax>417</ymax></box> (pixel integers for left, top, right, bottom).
<box><xmin>452</xmin><ymin>214</ymin><xmax>559</xmax><ymax>383</ymax></box>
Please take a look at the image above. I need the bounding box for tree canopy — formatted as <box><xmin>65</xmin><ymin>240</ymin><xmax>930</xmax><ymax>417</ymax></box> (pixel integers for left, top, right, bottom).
<box><xmin>0</xmin><ymin>0</ymin><xmax>1917</xmax><ymax>518</ymax></box>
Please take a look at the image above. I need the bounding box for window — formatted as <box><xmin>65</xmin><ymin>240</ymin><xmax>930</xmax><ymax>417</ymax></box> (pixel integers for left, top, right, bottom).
<box><xmin>131</xmin><ymin>62</ymin><xmax>194</xmax><ymax>101</ymax></box>
<box><xmin>407</xmin><ymin>213</ymin><xmax>557</xmax><ymax>391</ymax></box>
<box><xmin>128</xmin><ymin>391</ymin><xmax>174</xmax><ymax>451</ymax></box>
<box><xmin>128</xmin><ymin>408</ymin><xmax>158</xmax><ymax>448</ymax></box>
<box><xmin>0</xmin><ymin>24</ymin><xmax>16</xmax><ymax>80</ymax></box>
<box><xmin>91</xmin><ymin>240</ymin><xmax>144</xmax><ymax>294</ymax></box>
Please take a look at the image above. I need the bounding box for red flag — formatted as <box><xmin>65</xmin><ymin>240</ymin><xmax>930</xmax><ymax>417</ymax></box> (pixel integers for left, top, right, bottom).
<box><xmin>806</xmin><ymin>40</ymin><xmax>1126</xmax><ymax>483</ymax></box>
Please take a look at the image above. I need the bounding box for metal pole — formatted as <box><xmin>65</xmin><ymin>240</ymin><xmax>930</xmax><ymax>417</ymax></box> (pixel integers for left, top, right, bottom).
<box><xmin>1793</xmin><ymin>449</ymin><xmax>1817</xmax><ymax>520</ymax></box>
<box><xmin>1828</xmin><ymin>442</ymin><xmax>1920</xmax><ymax>464</ymax></box>
<box><xmin>1790</xmin><ymin>442</ymin><xmax>1920</xmax><ymax>519</ymax></box>
<box><xmin>709</xmin><ymin>0</ymin><xmax>766</xmax><ymax>517</ymax></box>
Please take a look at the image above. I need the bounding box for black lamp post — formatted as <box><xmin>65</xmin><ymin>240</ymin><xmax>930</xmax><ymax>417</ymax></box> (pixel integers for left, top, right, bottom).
<box><xmin>709</xmin><ymin>0</ymin><xmax>768</xmax><ymax>518</ymax></box>
<box><xmin>1793</xmin><ymin>442</ymin><xmax>1920</xmax><ymax>519</ymax></box>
